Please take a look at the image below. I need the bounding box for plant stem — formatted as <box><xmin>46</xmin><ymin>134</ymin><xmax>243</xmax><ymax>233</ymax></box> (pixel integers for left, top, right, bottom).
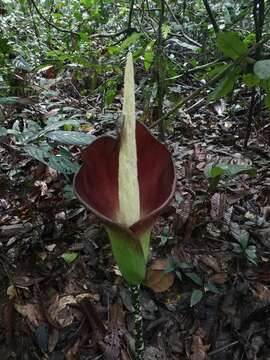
<box><xmin>130</xmin><ymin>285</ymin><xmax>144</xmax><ymax>360</ymax></box>
<box><xmin>202</xmin><ymin>0</ymin><xmax>219</xmax><ymax>33</ymax></box>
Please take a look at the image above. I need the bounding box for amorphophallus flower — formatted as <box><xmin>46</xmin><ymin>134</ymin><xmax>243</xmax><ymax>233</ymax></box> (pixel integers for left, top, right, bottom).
<box><xmin>74</xmin><ymin>53</ymin><xmax>176</xmax><ymax>285</ymax></box>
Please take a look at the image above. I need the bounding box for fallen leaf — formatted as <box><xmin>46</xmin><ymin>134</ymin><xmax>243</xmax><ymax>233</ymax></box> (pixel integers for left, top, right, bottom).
<box><xmin>200</xmin><ymin>255</ymin><xmax>220</xmax><ymax>273</ymax></box>
<box><xmin>48</xmin><ymin>295</ymin><xmax>77</xmax><ymax>328</ymax></box>
<box><xmin>15</xmin><ymin>303</ymin><xmax>44</xmax><ymax>327</ymax></box>
<box><xmin>144</xmin><ymin>259</ymin><xmax>175</xmax><ymax>293</ymax></box>
<box><xmin>190</xmin><ymin>328</ymin><xmax>210</xmax><ymax>360</ymax></box>
<box><xmin>60</xmin><ymin>252</ymin><xmax>78</xmax><ymax>263</ymax></box>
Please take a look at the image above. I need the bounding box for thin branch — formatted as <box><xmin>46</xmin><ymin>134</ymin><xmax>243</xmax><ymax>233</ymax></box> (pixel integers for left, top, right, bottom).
<box><xmin>150</xmin><ymin>64</ymin><xmax>233</xmax><ymax>129</ymax></box>
<box><xmin>202</xmin><ymin>0</ymin><xmax>219</xmax><ymax>33</ymax></box>
<box><xmin>164</xmin><ymin>0</ymin><xmax>202</xmax><ymax>47</ymax></box>
<box><xmin>127</xmin><ymin>0</ymin><xmax>135</xmax><ymax>34</ymax></box>
<box><xmin>29</xmin><ymin>0</ymin><xmax>78</xmax><ymax>35</ymax></box>
<box><xmin>30</xmin><ymin>0</ymin><xmax>131</xmax><ymax>39</ymax></box>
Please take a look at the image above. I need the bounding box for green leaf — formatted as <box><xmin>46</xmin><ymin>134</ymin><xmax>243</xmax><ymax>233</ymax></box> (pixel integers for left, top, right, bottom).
<box><xmin>190</xmin><ymin>289</ymin><xmax>203</xmax><ymax>307</ymax></box>
<box><xmin>185</xmin><ymin>272</ymin><xmax>203</xmax><ymax>286</ymax></box>
<box><xmin>254</xmin><ymin>60</ymin><xmax>270</xmax><ymax>80</ymax></box>
<box><xmin>243</xmin><ymin>73</ymin><xmax>260</xmax><ymax>88</ymax></box>
<box><xmin>232</xmin><ymin>242</ymin><xmax>242</xmax><ymax>254</ymax></box>
<box><xmin>204</xmin><ymin>164</ymin><xmax>225</xmax><ymax>178</ymax></box>
<box><xmin>0</xmin><ymin>127</ymin><xmax>7</xmax><ymax>137</ymax></box>
<box><xmin>44</xmin><ymin>119</ymin><xmax>82</xmax><ymax>132</ymax></box>
<box><xmin>105</xmin><ymin>89</ymin><xmax>116</xmax><ymax>106</ymax></box>
<box><xmin>0</xmin><ymin>97</ymin><xmax>20</xmax><ymax>105</ymax></box>
<box><xmin>265</xmin><ymin>93</ymin><xmax>270</xmax><ymax>109</ymax></box>
<box><xmin>205</xmin><ymin>281</ymin><xmax>221</xmax><ymax>294</ymax></box>
<box><xmin>209</xmin><ymin>66</ymin><xmax>239</xmax><ymax>101</ymax></box>
<box><xmin>225</xmin><ymin>164</ymin><xmax>256</xmax><ymax>177</ymax></box>
<box><xmin>217</xmin><ymin>32</ymin><xmax>248</xmax><ymax>60</ymax></box>
<box><xmin>24</xmin><ymin>144</ymin><xmax>80</xmax><ymax>174</ymax></box>
<box><xmin>108</xmin><ymin>33</ymin><xmax>142</xmax><ymax>55</ymax></box>
<box><xmin>162</xmin><ymin>23</ymin><xmax>170</xmax><ymax>39</ymax></box>
<box><xmin>144</xmin><ymin>48</ymin><xmax>154</xmax><ymax>70</ymax></box>
<box><xmin>245</xmin><ymin>246</ymin><xmax>258</xmax><ymax>265</ymax></box>
<box><xmin>204</xmin><ymin>163</ymin><xmax>256</xmax><ymax>179</ymax></box>
<box><xmin>48</xmin><ymin>156</ymin><xmax>80</xmax><ymax>174</ymax></box>
<box><xmin>60</xmin><ymin>252</ymin><xmax>78</xmax><ymax>263</ymax></box>
<box><xmin>0</xmin><ymin>38</ymin><xmax>12</xmax><ymax>55</ymax></box>
<box><xmin>24</xmin><ymin>144</ymin><xmax>51</xmax><ymax>163</ymax></box>
<box><xmin>239</xmin><ymin>230</ymin><xmax>249</xmax><ymax>250</ymax></box>
<box><xmin>243</xmin><ymin>33</ymin><xmax>256</xmax><ymax>46</ymax></box>
<box><xmin>46</xmin><ymin>131</ymin><xmax>94</xmax><ymax>145</ymax></box>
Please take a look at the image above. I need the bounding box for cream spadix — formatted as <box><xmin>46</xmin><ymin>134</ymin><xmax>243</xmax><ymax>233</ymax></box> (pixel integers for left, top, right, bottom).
<box><xmin>118</xmin><ymin>53</ymin><xmax>140</xmax><ymax>227</ymax></box>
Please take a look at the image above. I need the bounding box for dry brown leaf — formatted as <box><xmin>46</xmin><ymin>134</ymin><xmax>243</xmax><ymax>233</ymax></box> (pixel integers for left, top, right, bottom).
<box><xmin>190</xmin><ymin>328</ymin><xmax>210</xmax><ymax>360</ymax></box>
<box><xmin>200</xmin><ymin>255</ymin><xmax>220</xmax><ymax>273</ymax></box>
<box><xmin>210</xmin><ymin>193</ymin><xmax>227</xmax><ymax>220</ymax></box>
<box><xmin>48</xmin><ymin>295</ymin><xmax>76</xmax><ymax>328</ymax></box>
<box><xmin>15</xmin><ymin>303</ymin><xmax>44</xmax><ymax>327</ymax></box>
<box><xmin>144</xmin><ymin>259</ymin><xmax>174</xmax><ymax>293</ymax></box>
<box><xmin>209</xmin><ymin>272</ymin><xmax>228</xmax><ymax>285</ymax></box>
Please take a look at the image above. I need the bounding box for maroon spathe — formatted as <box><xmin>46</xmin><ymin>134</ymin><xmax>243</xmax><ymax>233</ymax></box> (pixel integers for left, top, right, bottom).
<box><xmin>74</xmin><ymin>121</ymin><xmax>176</xmax><ymax>234</ymax></box>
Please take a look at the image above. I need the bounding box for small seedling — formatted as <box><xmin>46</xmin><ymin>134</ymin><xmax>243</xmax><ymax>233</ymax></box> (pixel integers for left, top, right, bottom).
<box><xmin>204</xmin><ymin>163</ymin><xmax>256</xmax><ymax>193</ymax></box>
<box><xmin>231</xmin><ymin>229</ymin><xmax>258</xmax><ymax>265</ymax></box>
<box><xmin>165</xmin><ymin>261</ymin><xmax>222</xmax><ymax>307</ymax></box>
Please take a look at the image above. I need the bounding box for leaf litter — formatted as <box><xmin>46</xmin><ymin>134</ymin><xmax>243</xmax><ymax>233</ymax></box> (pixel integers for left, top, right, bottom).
<box><xmin>1</xmin><ymin>70</ymin><xmax>270</xmax><ymax>360</ymax></box>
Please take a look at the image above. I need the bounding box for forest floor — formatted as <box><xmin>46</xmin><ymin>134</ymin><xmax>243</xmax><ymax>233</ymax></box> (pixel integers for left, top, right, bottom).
<box><xmin>1</xmin><ymin>77</ymin><xmax>270</xmax><ymax>360</ymax></box>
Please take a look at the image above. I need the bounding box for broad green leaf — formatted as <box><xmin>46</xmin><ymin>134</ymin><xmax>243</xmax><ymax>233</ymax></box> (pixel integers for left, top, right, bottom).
<box><xmin>60</xmin><ymin>252</ymin><xmax>78</xmax><ymax>263</ymax></box>
<box><xmin>254</xmin><ymin>60</ymin><xmax>270</xmax><ymax>80</ymax></box>
<box><xmin>217</xmin><ymin>32</ymin><xmax>248</xmax><ymax>60</ymax></box>
<box><xmin>208</xmin><ymin>66</ymin><xmax>239</xmax><ymax>101</ymax></box>
<box><xmin>186</xmin><ymin>272</ymin><xmax>203</xmax><ymax>286</ymax></box>
<box><xmin>24</xmin><ymin>144</ymin><xmax>80</xmax><ymax>174</ymax></box>
<box><xmin>48</xmin><ymin>156</ymin><xmax>80</xmax><ymax>174</ymax></box>
<box><xmin>0</xmin><ymin>97</ymin><xmax>20</xmax><ymax>105</ymax></box>
<box><xmin>46</xmin><ymin>131</ymin><xmax>94</xmax><ymax>145</ymax></box>
<box><xmin>204</xmin><ymin>164</ymin><xmax>225</xmax><ymax>178</ymax></box>
<box><xmin>108</xmin><ymin>33</ymin><xmax>142</xmax><ymax>55</ymax></box>
<box><xmin>205</xmin><ymin>163</ymin><xmax>256</xmax><ymax>179</ymax></box>
<box><xmin>24</xmin><ymin>144</ymin><xmax>51</xmax><ymax>163</ymax></box>
<box><xmin>190</xmin><ymin>289</ymin><xmax>203</xmax><ymax>307</ymax></box>
<box><xmin>226</xmin><ymin>164</ymin><xmax>256</xmax><ymax>177</ymax></box>
<box><xmin>239</xmin><ymin>230</ymin><xmax>249</xmax><ymax>250</ymax></box>
<box><xmin>243</xmin><ymin>73</ymin><xmax>260</xmax><ymax>88</ymax></box>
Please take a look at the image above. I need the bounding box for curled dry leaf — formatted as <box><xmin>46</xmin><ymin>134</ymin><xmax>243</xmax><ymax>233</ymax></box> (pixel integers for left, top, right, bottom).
<box><xmin>144</xmin><ymin>259</ymin><xmax>175</xmax><ymax>293</ymax></box>
<box><xmin>210</xmin><ymin>193</ymin><xmax>227</xmax><ymax>220</ymax></box>
<box><xmin>174</xmin><ymin>193</ymin><xmax>193</xmax><ymax>233</ymax></box>
<box><xmin>190</xmin><ymin>328</ymin><xmax>210</xmax><ymax>360</ymax></box>
<box><xmin>48</xmin><ymin>295</ymin><xmax>77</xmax><ymax>328</ymax></box>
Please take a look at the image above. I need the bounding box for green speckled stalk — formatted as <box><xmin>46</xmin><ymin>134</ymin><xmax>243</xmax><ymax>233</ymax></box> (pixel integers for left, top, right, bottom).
<box><xmin>130</xmin><ymin>285</ymin><xmax>144</xmax><ymax>360</ymax></box>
